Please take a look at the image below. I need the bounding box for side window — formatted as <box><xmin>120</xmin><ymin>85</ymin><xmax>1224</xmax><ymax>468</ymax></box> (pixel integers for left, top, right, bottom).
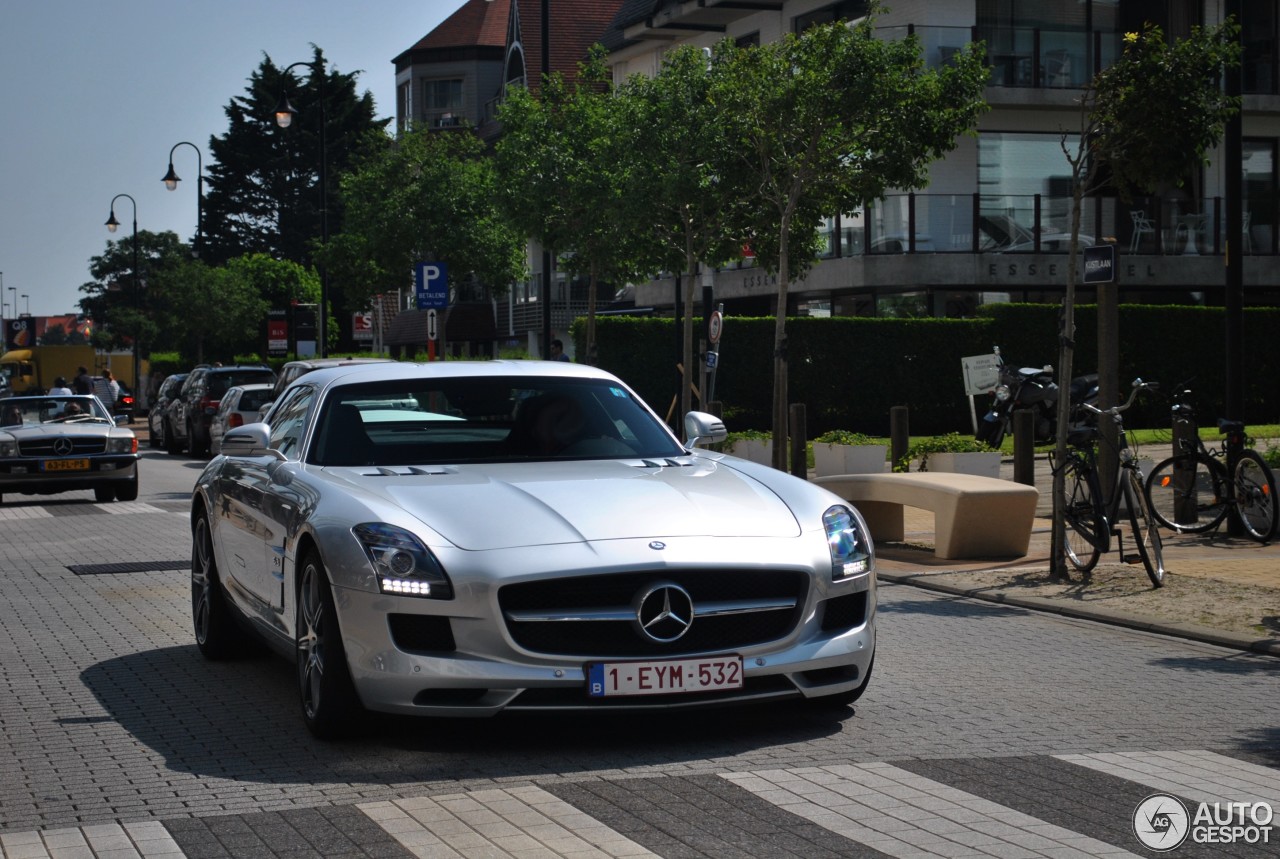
<box><xmin>268</xmin><ymin>387</ymin><xmax>315</xmax><ymax>461</ymax></box>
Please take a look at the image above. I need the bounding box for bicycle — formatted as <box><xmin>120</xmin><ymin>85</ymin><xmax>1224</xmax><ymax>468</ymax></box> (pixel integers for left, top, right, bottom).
<box><xmin>1142</xmin><ymin>387</ymin><xmax>1278</xmax><ymax>543</ymax></box>
<box><xmin>1053</xmin><ymin>379</ymin><xmax>1166</xmax><ymax>587</ymax></box>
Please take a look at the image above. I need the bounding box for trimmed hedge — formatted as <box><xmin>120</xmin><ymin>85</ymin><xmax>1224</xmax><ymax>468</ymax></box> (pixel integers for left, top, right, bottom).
<box><xmin>575</xmin><ymin>305</ymin><xmax>1280</xmax><ymax>435</ymax></box>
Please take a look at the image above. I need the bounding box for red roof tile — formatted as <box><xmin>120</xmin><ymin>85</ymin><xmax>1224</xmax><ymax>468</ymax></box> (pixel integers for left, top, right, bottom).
<box><xmin>516</xmin><ymin>0</ymin><xmax>626</xmax><ymax>92</ymax></box>
<box><xmin>408</xmin><ymin>0</ymin><xmax>510</xmax><ymax>52</ymax></box>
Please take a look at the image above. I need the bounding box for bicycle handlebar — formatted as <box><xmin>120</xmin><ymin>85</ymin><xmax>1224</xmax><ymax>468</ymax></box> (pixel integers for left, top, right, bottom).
<box><xmin>1077</xmin><ymin>378</ymin><xmax>1158</xmax><ymax>418</ymax></box>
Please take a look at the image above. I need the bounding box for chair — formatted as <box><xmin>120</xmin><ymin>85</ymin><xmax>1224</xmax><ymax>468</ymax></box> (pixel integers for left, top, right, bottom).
<box><xmin>1129</xmin><ymin>210</ymin><xmax>1156</xmax><ymax>253</ymax></box>
<box><xmin>317</xmin><ymin>404</ymin><xmax>372</xmax><ymax>466</ymax></box>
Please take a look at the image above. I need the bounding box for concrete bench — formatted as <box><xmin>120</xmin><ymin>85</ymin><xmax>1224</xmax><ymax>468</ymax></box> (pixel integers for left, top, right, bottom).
<box><xmin>815</xmin><ymin>472</ymin><xmax>1039</xmax><ymax>560</ymax></box>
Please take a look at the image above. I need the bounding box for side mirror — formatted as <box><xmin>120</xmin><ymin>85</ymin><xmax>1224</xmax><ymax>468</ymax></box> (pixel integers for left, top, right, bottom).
<box><xmin>220</xmin><ymin>423</ymin><xmax>282</xmax><ymax>459</ymax></box>
<box><xmin>684</xmin><ymin>411</ymin><xmax>727</xmax><ymax>448</ymax></box>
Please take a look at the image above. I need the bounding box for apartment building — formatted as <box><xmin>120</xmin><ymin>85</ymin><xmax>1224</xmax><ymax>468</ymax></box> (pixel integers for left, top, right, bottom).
<box><xmin>397</xmin><ymin>0</ymin><xmax>1280</xmax><ymax>332</ymax></box>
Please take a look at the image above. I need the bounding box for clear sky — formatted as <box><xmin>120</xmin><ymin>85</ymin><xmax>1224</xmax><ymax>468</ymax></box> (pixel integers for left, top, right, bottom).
<box><xmin>0</xmin><ymin>0</ymin><xmax>465</xmax><ymax>320</ymax></box>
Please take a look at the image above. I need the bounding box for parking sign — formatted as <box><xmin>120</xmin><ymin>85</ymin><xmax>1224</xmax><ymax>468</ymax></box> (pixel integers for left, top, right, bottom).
<box><xmin>415</xmin><ymin>262</ymin><xmax>449</xmax><ymax>309</ymax></box>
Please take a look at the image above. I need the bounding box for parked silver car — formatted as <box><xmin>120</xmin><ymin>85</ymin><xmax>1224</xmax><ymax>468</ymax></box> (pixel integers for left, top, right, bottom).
<box><xmin>191</xmin><ymin>361</ymin><xmax>876</xmax><ymax>738</ymax></box>
<box><xmin>0</xmin><ymin>395</ymin><xmax>139</xmax><ymax>504</ymax></box>
<box><xmin>208</xmin><ymin>383</ymin><xmax>274</xmax><ymax>457</ymax></box>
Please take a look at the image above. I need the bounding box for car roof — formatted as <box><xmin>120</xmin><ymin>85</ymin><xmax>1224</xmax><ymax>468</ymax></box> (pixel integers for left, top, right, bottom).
<box><xmin>293</xmin><ymin>360</ymin><xmax>620</xmax><ymax>391</ymax></box>
<box><xmin>283</xmin><ymin>357</ymin><xmax>393</xmax><ymax>370</ymax></box>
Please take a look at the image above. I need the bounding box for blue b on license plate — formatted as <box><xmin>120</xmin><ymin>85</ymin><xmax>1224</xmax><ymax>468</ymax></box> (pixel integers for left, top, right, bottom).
<box><xmin>587</xmin><ymin>656</ymin><xmax>743</xmax><ymax>697</ymax></box>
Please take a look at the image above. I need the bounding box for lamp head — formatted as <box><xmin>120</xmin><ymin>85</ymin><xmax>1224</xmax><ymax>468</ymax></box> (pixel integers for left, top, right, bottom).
<box><xmin>105</xmin><ymin>210</ymin><xmax>120</xmax><ymax>233</ymax></box>
<box><xmin>162</xmin><ymin>163</ymin><xmax>180</xmax><ymax>191</ymax></box>
<box><xmin>274</xmin><ymin>94</ymin><xmax>298</xmax><ymax>129</ymax></box>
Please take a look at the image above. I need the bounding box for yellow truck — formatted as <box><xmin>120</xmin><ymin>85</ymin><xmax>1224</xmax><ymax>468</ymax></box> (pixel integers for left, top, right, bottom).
<box><xmin>0</xmin><ymin>346</ymin><xmax>147</xmax><ymax>400</ymax></box>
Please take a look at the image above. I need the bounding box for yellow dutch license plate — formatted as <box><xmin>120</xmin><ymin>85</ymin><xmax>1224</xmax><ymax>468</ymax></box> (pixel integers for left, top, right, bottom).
<box><xmin>42</xmin><ymin>459</ymin><xmax>90</xmax><ymax>472</ymax></box>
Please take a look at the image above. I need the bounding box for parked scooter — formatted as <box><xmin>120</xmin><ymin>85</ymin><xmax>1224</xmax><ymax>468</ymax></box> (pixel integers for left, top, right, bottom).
<box><xmin>975</xmin><ymin>346</ymin><xmax>1098</xmax><ymax>449</ymax></box>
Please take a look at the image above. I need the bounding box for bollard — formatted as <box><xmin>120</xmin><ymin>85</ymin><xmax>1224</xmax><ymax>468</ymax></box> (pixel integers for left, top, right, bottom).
<box><xmin>1012</xmin><ymin>409</ymin><xmax>1034</xmax><ymax>486</ymax></box>
<box><xmin>1172</xmin><ymin>412</ymin><xmax>1198</xmax><ymax>525</ymax></box>
<box><xmin>789</xmin><ymin>403</ymin><xmax>807</xmax><ymax>479</ymax></box>
<box><xmin>890</xmin><ymin>406</ymin><xmax>909</xmax><ymax>470</ymax></box>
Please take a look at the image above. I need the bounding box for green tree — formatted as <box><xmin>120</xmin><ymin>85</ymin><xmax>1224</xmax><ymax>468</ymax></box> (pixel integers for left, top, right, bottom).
<box><xmin>709</xmin><ymin>14</ymin><xmax>989</xmax><ymax>466</ymax></box>
<box><xmin>324</xmin><ymin>127</ymin><xmax>524</xmax><ymax>314</ymax></box>
<box><xmin>79</xmin><ymin>230</ymin><xmax>192</xmax><ymax>357</ymax></box>
<box><xmin>495</xmin><ymin>47</ymin><xmax>645</xmax><ymax>365</ymax></box>
<box><xmin>1049</xmin><ymin>19</ymin><xmax>1241</xmax><ymax>577</ymax></box>
<box><xmin>201</xmin><ymin>47</ymin><xmax>386</xmax><ymax>269</ymax></box>
<box><xmin>618</xmin><ymin>45</ymin><xmax>745</xmax><ymax>425</ymax></box>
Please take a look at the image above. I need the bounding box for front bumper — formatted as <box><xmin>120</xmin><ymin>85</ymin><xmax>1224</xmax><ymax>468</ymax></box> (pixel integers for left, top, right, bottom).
<box><xmin>0</xmin><ymin>455</ymin><xmax>139</xmax><ymax>495</ymax></box>
<box><xmin>330</xmin><ymin>559</ymin><xmax>876</xmax><ymax>718</ymax></box>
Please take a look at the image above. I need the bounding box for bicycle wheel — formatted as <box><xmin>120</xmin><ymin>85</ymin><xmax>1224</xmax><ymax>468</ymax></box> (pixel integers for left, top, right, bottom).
<box><xmin>1057</xmin><ymin>454</ymin><xmax>1105</xmax><ymax>573</ymax></box>
<box><xmin>1144</xmin><ymin>453</ymin><xmax>1229</xmax><ymax>534</ymax></box>
<box><xmin>1234</xmin><ymin>450</ymin><xmax>1279</xmax><ymax>543</ymax></box>
<box><xmin>1124</xmin><ymin>469</ymin><xmax>1166</xmax><ymax>587</ymax></box>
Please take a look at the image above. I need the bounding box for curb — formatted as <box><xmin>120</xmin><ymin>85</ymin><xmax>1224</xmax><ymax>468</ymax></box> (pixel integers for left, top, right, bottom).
<box><xmin>877</xmin><ymin>570</ymin><xmax>1280</xmax><ymax>658</ymax></box>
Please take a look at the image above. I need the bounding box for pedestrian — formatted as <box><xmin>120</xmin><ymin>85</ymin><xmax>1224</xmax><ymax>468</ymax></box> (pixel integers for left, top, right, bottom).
<box><xmin>73</xmin><ymin>366</ymin><xmax>93</xmax><ymax>395</ymax></box>
<box><xmin>549</xmin><ymin>339</ymin><xmax>571</xmax><ymax>362</ymax></box>
<box><xmin>92</xmin><ymin>370</ymin><xmax>119</xmax><ymax>411</ymax></box>
<box><xmin>48</xmin><ymin>376</ymin><xmax>73</xmax><ymax>396</ymax></box>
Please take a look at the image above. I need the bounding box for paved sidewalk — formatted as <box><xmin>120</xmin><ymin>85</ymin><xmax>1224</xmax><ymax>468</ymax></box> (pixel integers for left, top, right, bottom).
<box><xmin>867</xmin><ymin>449</ymin><xmax>1280</xmax><ymax>656</ymax></box>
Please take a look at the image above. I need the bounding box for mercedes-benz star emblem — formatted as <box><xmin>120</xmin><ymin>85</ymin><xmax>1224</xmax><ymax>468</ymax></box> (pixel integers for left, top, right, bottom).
<box><xmin>53</xmin><ymin>438</ymin><xmax>74</xmax><ymax>456</ymax></box>
<box><xmin>633</xmin><ymin>582</ymin><xmax>694</xmax><ymax>643</ymax></box>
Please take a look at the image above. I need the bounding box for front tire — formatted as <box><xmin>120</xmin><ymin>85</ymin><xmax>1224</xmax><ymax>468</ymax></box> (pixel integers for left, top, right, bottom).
<box><xmin>1234</xmin><ymin>451</ymin><xmax>1278</xmax><ymax>543</ymax></box>
<box><xmin>165</xmin><ymin>419</ymin><xmax>184</xmax><ymax>455</ymax></box>
<box><xmin>976</xmin><ymin>415</ymin><xmax>1007</xmax><ymax>450</ymax></box>
<box><xmin>192</xmin><ymin>510</ymin><xmax>245</xmax><ymax>659</ymax></box>
<box><xmin>297</xmin><ymin>549</ymin><xmax>361</xmax><ymax>739</ymax></box>
<box><xmin>1124</xmin><ymin>470</ymin><xmax>1165</xmax><ymax>587</ymax></box>
<box><xmin>116</xmin><ymin>470</ymin><xmax>139</xmax><ymax>502</ymax></box>
<box><xmin>94</xmin><ymin>486</ymin><xmax>115</xmax><ymax>503</ymax></box>
<box><xmin>1058</xmin><ymin>455</ymin><xmax>1104</xmax><ymax>573</ymax></box>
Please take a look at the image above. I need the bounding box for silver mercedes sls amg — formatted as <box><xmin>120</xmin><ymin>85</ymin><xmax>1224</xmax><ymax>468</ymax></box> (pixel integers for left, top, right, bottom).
<box><xmin>191</xmin><ymin>361</ymin><xmax>876</xmax><ymax>738</ymax></box>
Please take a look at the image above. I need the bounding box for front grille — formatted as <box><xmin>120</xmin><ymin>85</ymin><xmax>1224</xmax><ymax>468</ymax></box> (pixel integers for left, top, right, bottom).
<box><xmin>499</xmin><ymin>570</ymin><xmax>807</xmax><ymax>658</ymax></box>
<box><xmin>19</xmin><ymin>437</ymin><xmax>106</xmax><ymax>456</ymax></box>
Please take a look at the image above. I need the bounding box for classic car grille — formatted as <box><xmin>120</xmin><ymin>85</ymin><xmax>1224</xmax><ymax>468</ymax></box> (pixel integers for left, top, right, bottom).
<box><xmin>499</xmin><ymin>570</ymin><xmax>808</xmax><ymax>658</ymax></box>
<box><xmin>18</xmin><ymin>437</ymin><xmax>106</xmax><ymax>456</ymax></box>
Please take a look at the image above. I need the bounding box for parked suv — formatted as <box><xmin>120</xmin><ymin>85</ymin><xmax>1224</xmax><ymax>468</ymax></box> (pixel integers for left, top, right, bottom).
<box><xmin>166</xmin><ymin>365</ymin><xmax>276</xmax><ymax>457</ymax></box>
<box><xmin>256</xmin><ymin>357</ymin><xmax>393</xmax><ymax>422</ymax></box>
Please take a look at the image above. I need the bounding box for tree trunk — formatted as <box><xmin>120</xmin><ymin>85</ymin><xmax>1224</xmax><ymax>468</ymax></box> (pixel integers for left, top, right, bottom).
<box><xmin>772</xmin><ymin>213</ymin><xmax>791</xmax><ymax>471</ymax></box>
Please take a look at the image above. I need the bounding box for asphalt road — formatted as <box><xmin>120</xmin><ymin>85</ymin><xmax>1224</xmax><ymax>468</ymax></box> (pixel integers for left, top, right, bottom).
<box><xmin>1</xmin><ymin>447</ymin><xmax>1277</xmax><ymax>857</ymax></box>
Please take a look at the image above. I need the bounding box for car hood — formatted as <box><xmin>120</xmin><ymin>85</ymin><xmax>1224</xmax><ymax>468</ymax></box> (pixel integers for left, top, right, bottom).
<box><xmin>323</xmin><ymin>458</ymin><xmax>801</xmax><ymax>550</ymax></box>
<box><xmin>2</xmin><ymin>423</ymin><xmax>116</xmax><ymax>439</ymax></box>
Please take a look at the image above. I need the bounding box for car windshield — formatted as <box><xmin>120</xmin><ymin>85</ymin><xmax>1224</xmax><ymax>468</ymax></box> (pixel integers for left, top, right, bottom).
<box><xmin>307</xmin><ymin>376</ymin><xmax>685</xmax><ymax>466</ymax></box>
<box><xmin>237</xmin><ymin>388</ymin><xmax>273</xmax><ymax>412</ymax></box>
<box><xmin>1</xmin><ymin>396</ymin><xmax>114</xmax><ymax>427</ymax></box>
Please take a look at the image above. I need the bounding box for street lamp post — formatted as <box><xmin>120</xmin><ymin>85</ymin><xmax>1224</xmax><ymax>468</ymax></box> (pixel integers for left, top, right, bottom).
<box><xmin>273</xmin><ymin>59</ymin><xmax>329</xmax><ymax>358</ymax></box>
<box><xmin>105</xmin><ymin>193</ymin><xmax>142</xmax><ymax>405</ymax></box>
<box><xmin>162</xmin><ymin>141</ymin><xmax>204</xmax><ymax>256</ymax></box>
<box><xmin>20</xmin><ymin>294</ymin><xmax>29</xmax><ymax>316</ymax></box>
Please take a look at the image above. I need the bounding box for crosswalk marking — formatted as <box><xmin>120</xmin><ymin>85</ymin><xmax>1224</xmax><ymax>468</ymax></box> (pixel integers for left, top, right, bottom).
<box><xmin>721</xmin><ymin>762</ymin><xmax>1141</xmax><ymax>858</ymax></box>
<box><xmin>0</xmin><ymin>506</ymin><xmax>54</xmax><ymax>520</ymax></box>
<box><xmin>3</xmin><ymin>751</ymin><xmax>1275</xmax><ymax>858</ymax></box>
<box><xmin>358</xmin><ymin>785</ymin><xmax>657</xmax><ymax>858</ymax></box>
<box><xmin>94</xmin><ymin>501</ymin><xmax>165</xmax><ymax>515</ymax></box>
<box><xmin>1056</xmin><ymin>750</ymin><xmax>1280</xmax><ymax>807</ymax></box>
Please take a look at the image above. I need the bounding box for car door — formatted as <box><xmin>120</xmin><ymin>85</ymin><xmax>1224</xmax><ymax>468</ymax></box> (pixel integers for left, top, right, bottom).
<box><xmin>217</xmin><ymin>385</ymin><xmax>315</xmax><ymax>612</ymax></box>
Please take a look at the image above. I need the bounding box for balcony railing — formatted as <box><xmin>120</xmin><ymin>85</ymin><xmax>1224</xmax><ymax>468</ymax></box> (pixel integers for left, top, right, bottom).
<box><xmin>816</xmin><ymin>193</ymin><xmax>1273</xmax><ymax>257</ymax></box>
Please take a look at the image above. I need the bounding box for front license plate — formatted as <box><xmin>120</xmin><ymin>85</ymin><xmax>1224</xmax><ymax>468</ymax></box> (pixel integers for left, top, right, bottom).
<box><xmin>587</xmin><ymin>656</ymin><xmax>743</xmax><ymax>698</ymax></box>
<box><xmin>42</xmin><ymin>459</ymin><xmax>90</xmax><ymax>472</ymax></box>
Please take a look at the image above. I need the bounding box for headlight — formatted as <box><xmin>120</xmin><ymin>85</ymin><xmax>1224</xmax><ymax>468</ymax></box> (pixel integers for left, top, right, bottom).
<box><xmin>108</xmin><ymin>436</ymin><xmax>138</xmax><ymax>454</ymax></box>
<box><xmin>994</xmin><ymin>384</ymin><xmax>1011</xmax><ymax>402</ymax></box>
<box><xmin>823</xmin><ymin>505</ymin><xmax>871</xmax><ymax>581</ymax></box>
<box><xmin>353</xmin><ymin>523</ymin><xmax>453</xmax><ymax>599</ymax></box>
<box><xmin>0</xmin><ymin>437</ymin><xmax>15</xmax><ymax>457</ymax></box>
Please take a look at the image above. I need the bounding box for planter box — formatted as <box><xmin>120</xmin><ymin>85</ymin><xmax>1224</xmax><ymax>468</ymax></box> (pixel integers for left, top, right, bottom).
<box><xmin>813</xmin><ymin>443</ymin><xmax>886</xmax><ymax>476</ymax></box>
<box><xmin>926</xmin><ymin>451</ymin><xmax>1002</xmax><ymax>478</ymax></box>
<box><xmin>727</xmin><ymin>438</ymin><xmax>773</xmax><ymax>465</ymax></box>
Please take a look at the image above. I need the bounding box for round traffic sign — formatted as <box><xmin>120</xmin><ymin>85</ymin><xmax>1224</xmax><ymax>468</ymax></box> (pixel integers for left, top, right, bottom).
<box><xmin>707</xmin><ymin>310</ymin><xmax>723</xmax><ymax>345</ymax></box>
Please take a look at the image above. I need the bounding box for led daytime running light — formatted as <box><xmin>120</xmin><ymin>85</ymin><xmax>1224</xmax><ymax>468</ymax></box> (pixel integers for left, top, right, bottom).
<box><xmin>823</xmin><ymin>505</ymin><xmax>871</xmax><ymax>581</ymax></box>
<box><xmin>353</xmin><ymin>523</ymin><xmax>453</xmax><ymax>599</ymax></box>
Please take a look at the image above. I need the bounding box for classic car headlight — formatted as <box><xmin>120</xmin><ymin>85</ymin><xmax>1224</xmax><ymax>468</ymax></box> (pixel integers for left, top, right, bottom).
<box><xmin>108</xmin><ymin>436</ymin><xmax>138</xmax><ymax>454</ymax></box>
<box><xmin>823</xmin><ymin>505</ymin><xmax>871</xmax><ymax>581</ymax></box>
<box><xmin>0</xmin><ymin>437</ymin><xmax>15</xmax><ymax>457</ymax></box>
<box><xmin>353</xmin><ymin>523</ymin><xmax>453</xmax><ymax>599</ymax></box>
<box><xmin>994</xmin><ymin>384</ymin><xmax>1012</xmax><ymax>402</ymax></box>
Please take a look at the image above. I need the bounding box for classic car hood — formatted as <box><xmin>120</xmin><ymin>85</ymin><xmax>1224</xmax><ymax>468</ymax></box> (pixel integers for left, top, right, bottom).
<box><xmin>325</xmin><ymin>458</ymin><xmax>801</xmax><ymax>550</ymax></box>
<box><xmin>2</xmin><ymin>423</ymin><xmax>115</xmax><ymax>440</ymax></box>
